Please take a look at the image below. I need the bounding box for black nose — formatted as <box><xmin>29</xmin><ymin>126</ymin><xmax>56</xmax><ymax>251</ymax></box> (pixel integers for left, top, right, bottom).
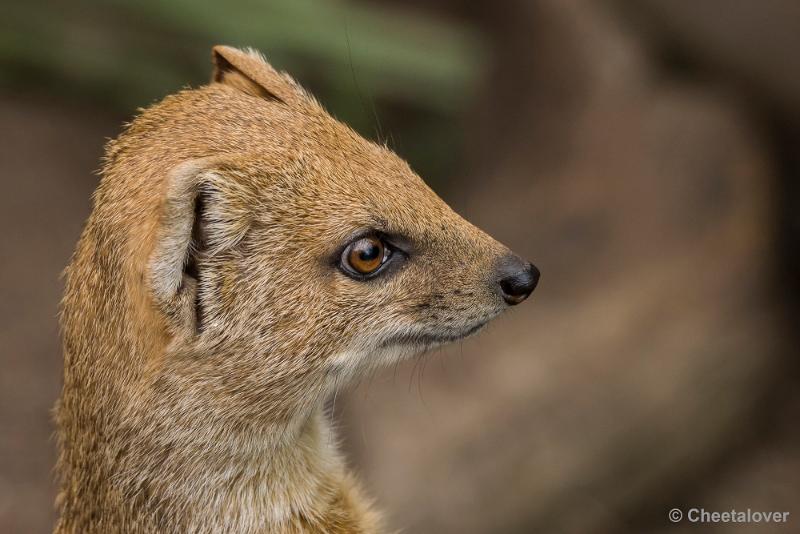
<box><xmin>495</xmin><ymin>256</ymin><xmax>539</xmax><ymax>305</ymax></box>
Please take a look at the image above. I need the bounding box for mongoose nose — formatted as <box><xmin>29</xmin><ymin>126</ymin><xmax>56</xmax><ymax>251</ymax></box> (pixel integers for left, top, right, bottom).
<box><xmin>495</xmin><ymin>256</ymin><xmax>540</xmax><ymax>305</ymax></box>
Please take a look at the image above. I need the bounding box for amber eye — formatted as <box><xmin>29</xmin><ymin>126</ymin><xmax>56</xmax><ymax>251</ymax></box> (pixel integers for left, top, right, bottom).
<box><xmin>341</xmin><ymin>236</ymin><xmax>388</xmax><ymax>277</ymax></box>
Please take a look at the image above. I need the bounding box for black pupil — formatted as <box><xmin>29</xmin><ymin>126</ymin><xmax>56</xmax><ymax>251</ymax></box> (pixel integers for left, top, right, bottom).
<box><xmin>359</xmin><ymin>241</ymin><xmax>381</xmax><ymax>261</ymax></box>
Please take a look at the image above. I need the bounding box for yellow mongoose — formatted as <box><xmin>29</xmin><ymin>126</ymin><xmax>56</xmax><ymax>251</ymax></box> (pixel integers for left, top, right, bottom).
<box><xmin>55</xmin><ymin>45</ymin><xmax>538</xmax><ymax>533</ymax></box>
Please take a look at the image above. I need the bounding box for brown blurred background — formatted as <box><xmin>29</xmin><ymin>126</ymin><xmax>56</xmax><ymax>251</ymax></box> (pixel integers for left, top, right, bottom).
<box><xmin>1</xmin><ymin>1</ymin><xmax>799</xmax><ymax>532</ymax></box>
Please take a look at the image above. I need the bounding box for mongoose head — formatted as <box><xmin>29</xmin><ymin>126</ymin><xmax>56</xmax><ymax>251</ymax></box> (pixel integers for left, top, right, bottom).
<box><xmin>63</xmin><ymin>46</ymin><xmax>539</xmax><ymax>428</ymax></box>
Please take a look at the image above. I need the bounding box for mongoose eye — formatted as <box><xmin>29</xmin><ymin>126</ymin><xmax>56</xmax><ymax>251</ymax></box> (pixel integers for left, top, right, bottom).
<box><xmin>340</xmin><ymin>236</ymin><xmax>389</xmax><ymax>278</ymax></box>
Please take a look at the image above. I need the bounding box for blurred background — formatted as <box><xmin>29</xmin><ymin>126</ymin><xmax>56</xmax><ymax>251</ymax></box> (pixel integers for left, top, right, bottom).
<box><xmin>1</xmin><ymin>0</ymin><xmax>799</xmax><ymax>532</ymax></box>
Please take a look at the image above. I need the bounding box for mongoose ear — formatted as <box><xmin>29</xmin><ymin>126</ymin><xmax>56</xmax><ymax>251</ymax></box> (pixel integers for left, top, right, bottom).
<box><xmin>212</xmin><ymin>45</ymin><xmax>308</xmax><ymax>106</ymax></box>
<box><xmin>149</xmin><ymin>159</ymin><xmax>251</xmax><ymax>333</ymax></box>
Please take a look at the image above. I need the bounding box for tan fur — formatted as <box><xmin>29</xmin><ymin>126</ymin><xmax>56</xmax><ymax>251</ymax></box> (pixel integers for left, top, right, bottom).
<box><xmin>55</xmin><ymin>45</ymin><xmax>531</xmax><ymax>533</ymax></box>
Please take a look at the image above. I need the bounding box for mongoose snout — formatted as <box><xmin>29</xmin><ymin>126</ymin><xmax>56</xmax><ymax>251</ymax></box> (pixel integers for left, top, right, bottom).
<box><xmin>494</xmin><ymin>255</ymin><xmax>540</xmax><ymax>305</ymax></box>
<box><xmin>55</xmin><ymin>45</ymin><xmax>540</xmax><ymax>533</ymax></box>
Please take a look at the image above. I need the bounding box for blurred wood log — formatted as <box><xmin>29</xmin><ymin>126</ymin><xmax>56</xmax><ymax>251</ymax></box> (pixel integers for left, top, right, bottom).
<box><xmin>618</xmin><ymin>0</ymin><xmax>800</xmax><ymax>118</ymax></box>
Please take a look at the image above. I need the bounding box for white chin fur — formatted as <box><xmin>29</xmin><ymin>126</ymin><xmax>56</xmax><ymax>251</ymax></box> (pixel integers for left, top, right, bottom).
<box><xmin>325</xmin><ymin>320</ymin><xmax>483</xmax><ymax>392</ymax></box>
<box><xmin>326</xmin><ymin>342</ymin><xmax>422</xmax><ymax>390</ymax></box>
